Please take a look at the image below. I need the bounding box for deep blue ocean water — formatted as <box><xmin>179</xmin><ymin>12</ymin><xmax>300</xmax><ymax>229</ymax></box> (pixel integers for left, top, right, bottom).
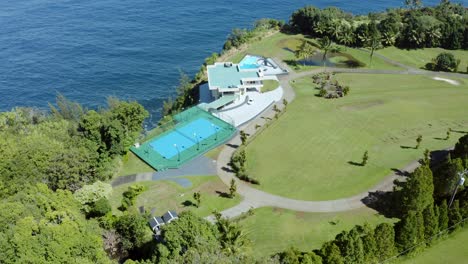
<box><xmin>0</xmin><ymin>0</ymin><xmax>450</xmax><ymax>126</ymax></box>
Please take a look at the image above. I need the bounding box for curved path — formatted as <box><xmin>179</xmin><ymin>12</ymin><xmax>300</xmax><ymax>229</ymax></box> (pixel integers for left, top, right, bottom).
<box><xmin>207</xmin><ymin>58</ymin><xmax>467</xmax><ymax>221</ymax></box>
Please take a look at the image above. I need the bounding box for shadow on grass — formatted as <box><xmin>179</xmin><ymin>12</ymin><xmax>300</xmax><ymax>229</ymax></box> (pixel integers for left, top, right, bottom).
<box><xmin>433</xmin><ymin>137</ymin><xmax>447</xmax><ymax>140</ymax></box>
<box><xmin>348</xmin><ymin>161</ymin><xmax>363</xmax><ymax>166</ymax></box>
<box><xmin>215</xmin><ymin>191</ymin><xmax>231</xmax><ymax>198</ymax></box>
<box><xmin>451</xmin><ymin>130</ymin><xmax>468</xmax><ymax>134</ymax></box>
<box><xmin>400</xmin><ymin>145</ymin><xmax>416</xmax><ymax>149</ymax></box>
<box><xmin>182</xmin><ymin>200</ymin><xmax>194</xmax><ymax>207</ymax></box>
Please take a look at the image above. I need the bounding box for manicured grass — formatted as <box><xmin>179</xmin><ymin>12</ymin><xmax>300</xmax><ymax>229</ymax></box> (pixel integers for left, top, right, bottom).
<box><xmin>228</xmin><ymin>32</ymin><xmax>304</xmax><ymax>63</ymax></box>
<box><xmin>378</xmin><ymin>47</ymin><xmax>468</xmax><ymax>73</ymax></box>
<box><xmin>227</xmin><ymin>32</ymin><xmax>401</xmax><ymax>71</ymax></box>
<box><xmin>117</xmin><ymin>152</ymin><xmax>155</xmax><ymax>177</ymax></box>
<box><xmin>261</xmin><ymin>80</ymin><xmax>280</xmax><ymax>93</ymax></box>
<box><xmin>238</xmin><ymin>207</ymin><xmax>396</xmax><ymax>258</ymax></box>
<box><xmin>245</xmin><ymin>74</ymin><xmax>468</xmax><ymax>200</ymax></box>
<box><xmin>109</xmin><ymin>175</ymin><xmax>241</xmax><ymax>218</ymax></box>
<box><xmin>398</xmin><ymin>227</ymin><xmax>468</xmax><ymax>264</ymax></box>
<box><xmin>204</xmin><ymin>145</ymin><xmax>223</xmax><ymax>160</ymax></box>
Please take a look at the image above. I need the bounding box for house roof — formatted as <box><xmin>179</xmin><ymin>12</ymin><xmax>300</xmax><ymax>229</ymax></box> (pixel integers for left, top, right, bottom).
<box><xmin>207</xmin><ymin>63</ymin><xmax>259</xmax><ymax>89</ymax></box>
<box><xmin>149</xmin><ymin>216</ymin><xmax>164</xmax><ymax>229</ymax></box>
<box><xmin>162</xmin><ymin>210</ymin><xmax>178</xmax><ymax>223</ymax></box>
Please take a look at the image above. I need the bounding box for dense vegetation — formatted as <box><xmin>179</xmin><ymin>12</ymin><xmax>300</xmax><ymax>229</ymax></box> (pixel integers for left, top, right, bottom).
<box><xmin>289</xmin><ymin>2</ymin><xmax>467</xmax><ymax>50</ymax></box>
<box><xmin>0</xmin><ymin>96</ymin><xmax>148</xmax><ymax>263</ymax></box>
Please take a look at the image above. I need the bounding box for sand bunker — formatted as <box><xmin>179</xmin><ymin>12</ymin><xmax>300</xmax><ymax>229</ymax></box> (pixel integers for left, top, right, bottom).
<box><xmin>433</xmin><ymin>77</ymin><xmax>460</xmax><ymax>86</ymax></box>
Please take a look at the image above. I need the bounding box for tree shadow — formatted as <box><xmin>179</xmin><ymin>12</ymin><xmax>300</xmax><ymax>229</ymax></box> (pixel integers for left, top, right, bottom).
<box><xmin>400</xmin><ymin>145</ymin><xmax>416</xmax><ymax>149</ymax></box>
<box><xmin>361</xmin><ymin>190</ymin><xmax>402</xmax><ymax>218</ymax></box>
<box><xmin>390</xmin><ymin>168</ymin><xmax>410</xmax><ymax>177</ymax></box>
<box><xmin>433</xmin><ymin>137</ymin><xmax>446</xmax><ymax>140</ymax></box>
<box><xmin>348</xmin><ymin>161</ymin><xmax>363</xmax><ymax>166</ymax></box>
<box><xmin>215</xmin><ymin>191</ymin><xmax>231</xmax><ymax>198</ymax></box>
<box><xmin>451</xmin><ymin>129</ymin><xmax>468</xmax><ymax>134</ymax></box>
<box><xmin>181</xmin><ymin>200</ymin><xmax>194</xmax><ymax>207</ymax></box>
<box><xmin>222</xmin><ymin>166</ymin><xmax>234</xmax><ymax>173</ymax></box>
<box><xmin>226</xmin><ymin>143</ymin><xmax>239</xmax><ymax>149</ymax></box>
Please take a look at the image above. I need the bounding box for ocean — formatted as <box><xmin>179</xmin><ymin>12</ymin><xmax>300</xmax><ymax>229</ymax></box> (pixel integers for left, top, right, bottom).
<box><xmin>0</xmin><ymin>0</ymin><xmax>447</xmax><ymax>126</ymax></box>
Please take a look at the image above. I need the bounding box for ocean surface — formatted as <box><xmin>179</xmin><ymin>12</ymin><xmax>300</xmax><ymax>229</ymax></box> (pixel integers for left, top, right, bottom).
<box><xmin>0</xmin><ymin>0</ymin><xmax>449</xmax><ymax>126</ymax></box>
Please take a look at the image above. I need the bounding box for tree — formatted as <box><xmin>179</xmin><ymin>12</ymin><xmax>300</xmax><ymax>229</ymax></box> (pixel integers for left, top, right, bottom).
<box><xmin>400</xmin><ymin>165</ymin><xmax>434</xmax><ymax>214</ymax></box>
<box><xmin>114</xmin><ymin>212</ymin><xmax>151</xmax><ymax>253</ymax></box>
<box><xmin>432</xmin><ymin>53</ymin><xmax>458</xmax><ymax>72</ymax></box>
<box><xmin>213</xmin><ymin>211</ymin><xmax>249</xmax><ymax>255</ymax></box>
<box><xmin>422</xmin><ymin>149</ymin><xmax>431</xmax><ymax>165</ymax></box>
<box><xmin>229</xmin><ymin>179</ymin><xmax>237</xmax><ymax>198</ymax></box>
<box><xmin>120</xmin><ymin>184</ymin><xmax>147</xmax><ymax>211</ymax></box>
<box><xmin>416</xmin><ymin>135</ymin><xmax>423</xmax><ymax>149</ymax></box>
<box><xmin>395</xmin><ymin>210</ymin><xmax>425</xmax><ymax>253</ymax></box>
<box><xmin>446</xmin><ymin>129</ymin><xmax>451</xmax><ymax>140</ymax></box>
<box><xmin>157</xmin><ymin>211</ymin><xmax>219</xmax><ymax>259</ymax></box>
<box><xmin>0</xmin><ymin>184</ymin><xmax>110</xmax><ymax>264</ymax></box>
<box><xmin>193</xmin><ymin>191</ymin><xmax>201</xmax><ymax>208</ymax></box>
<box><xmin>319</xmin><ymin>241</ymin><xmax>344</xmax><ymax>264</ymax></box>
<box><xmin>364</xmin><ymin>21</ymin><xmax>382</xmax><ymax>66</ymax></box>
<box><xmin>240</xmin><ymin>130</ymin><xmax>248</xmax><ymax>145</ymax></box>
<box><xmin>318</xmin><ymin>37</ymin><xmax>341</xmax><ymax>67</ymax></box>
<box><xmin>335</xmin><ymin>227</ymin><xmax>365</xmax><ymax>264</ymax></box>
<box><xmin>438</xmin><ymin>200</ymin><xmax>449</xmax><ymax>232</ymax></box>
<box><xmin>374</xmin><ymin>223</ymin><xmax>396</xmax><ymax>262</ymax></box>
<box><xmin>359</xmin><ymin>224</ymin><xmax>377</xmax><ymax>263</ymax></box>
<box><xmin>448</xmin><ymin>200</ymin><xmax>462</xmax><ymax>231</ymax></box>
<box><xmin>433</xmin><ymin>156</ymin><xmax>464</xmax><ymax>198</ymax></box>
<box><xmin>453</xmin><ymin>134</ymin><xmax>468</xmax><ymax>162</ymax></box>
<box><xmin>362</xmin><ymin>151</ymin><xmax>369</xmax><ymax>166</ymax></box>
<box><xmin>295</xmin><ymin>40</ymin><xmax>315</xmax><ymax>65</ymax></box>
<box><xmin>422</xmin><ymin>205</ymin><xmax>439</xmax><ymax>243</ymax></box>
<box><xmin>88</xmin><ymin>197</ymin><xmax>112</xmax><ymax>218</ymax></box>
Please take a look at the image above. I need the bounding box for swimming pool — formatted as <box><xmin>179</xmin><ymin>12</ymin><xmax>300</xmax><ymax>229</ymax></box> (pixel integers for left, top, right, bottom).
<box><xmin>149</xmin><ymin>117</ymin><xmax>221</xmax><ymax>159</ymax></box>
<box><xmin>239</xmin><ymin>55</ymin><xmax>262</xmax><ymax>70</ymax></box>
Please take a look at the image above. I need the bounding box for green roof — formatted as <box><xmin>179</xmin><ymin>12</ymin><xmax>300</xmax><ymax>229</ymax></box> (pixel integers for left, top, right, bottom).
<box><xmin>208</xmin><ymin>64</ymin><xmax>259</xmax><ymax>89</ymax></box>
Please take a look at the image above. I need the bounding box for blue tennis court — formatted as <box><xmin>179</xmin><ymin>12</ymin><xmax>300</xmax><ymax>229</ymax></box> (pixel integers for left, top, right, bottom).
<box><xmin>149</xmin><ymin>117</ymin><xmax>220</xmax><ymax>159</ymax></box>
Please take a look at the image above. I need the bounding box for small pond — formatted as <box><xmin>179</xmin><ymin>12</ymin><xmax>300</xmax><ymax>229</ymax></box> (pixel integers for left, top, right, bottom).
<box><xmin>298</xmin><ymin>52</ymin><xmax>364</xmax><ymax>68</ymax></box>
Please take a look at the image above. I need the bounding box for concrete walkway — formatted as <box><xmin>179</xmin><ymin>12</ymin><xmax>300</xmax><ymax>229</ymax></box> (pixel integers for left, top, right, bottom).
<box><xmin>206</xmin><ymin>59</ymin><xmax>466</xmax><ymax>221</ymax></box>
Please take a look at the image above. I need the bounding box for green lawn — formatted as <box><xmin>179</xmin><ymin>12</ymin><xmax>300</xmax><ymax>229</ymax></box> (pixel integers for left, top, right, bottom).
<box><xmin>377</xmin><ymin>47</ymin><xmax>468</xmax><ymax>73</ymax></box>
<box><xmin>227</xmin><ymin>32</ymin><xmax>401</xmax><ymax>71</ymax></box>
<box><xmin>238</xmin><ymin>207</ymin><xmax>396</xmax><ymax>258</ymax></box>
<box><xmin>109</xmin><ymin>176</ymin><xmax>241</xmax><ymax>218</ymax></box>
<box><xmin>261</xmin><ymin>80</ymin><xmax>280</xmax><ymax>93</ymax></box>
<box><xmin>398</xmin><ymin>227</ymin><xmax>468</xmax><ymax>264</ymax></box>
<box><xmin>245</xmin><ymin>74</ymin><xmax>468</xmax><ymax>200</ymax></box>
<box><xmin>117</xmin><ymin>152</ymin><xmax>155</xmax><ymax>177</ymax></box>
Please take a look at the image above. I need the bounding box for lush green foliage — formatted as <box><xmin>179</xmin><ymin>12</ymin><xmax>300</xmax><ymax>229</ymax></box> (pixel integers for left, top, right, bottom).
<box><xmin>428</xmin><ymin>52</ymin><xmax>459</xmax><ymax>72</ymax></box>
<box><xmin>0</xmin><ymin>184</ymin><xmax>110</xmax><ymax>263</ymax></box>
<box><xmin>289</xmin><ymin>3</ymin><xmax>467</xmax><ymax>50</ymax></box>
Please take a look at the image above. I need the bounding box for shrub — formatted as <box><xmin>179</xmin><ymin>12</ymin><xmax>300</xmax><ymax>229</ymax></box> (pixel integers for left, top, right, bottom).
<box><xmin>432</xmin><ymin>52</ymin><xmax>457</xmax><ymax>72</ymax></box>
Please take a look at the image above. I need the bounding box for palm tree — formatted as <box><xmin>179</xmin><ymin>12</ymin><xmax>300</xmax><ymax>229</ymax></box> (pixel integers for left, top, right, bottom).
<box><xmin>314</xmin><ymin>21</ymin><xmax>327</xmax><ymax>36</ymax></box>
<box><xmin>337</xmin><ymin>24</ymin><xmax>355</xmax><ymax>46</ymax></box>
<box><xmin>318</xmin><ymin>36</ymin><xmax>341</xmax><ymax>67</ymax></box>
<box><xmin>214</xmin><ymin>211</ymin><xmax>249</xmax><ymax>255</ymax></box>
<box><xmin>295</xmin><ymin>40</ymin><xmax>315</xmax><ymax>66</ymax></box>
<box><xmin>327</xmin><ymin>21</ymin><xmax>342</xmax><ymax>41</ymax></box>
<box><xmin>365</xmin><ymin>21</ymin><xmax>382</xmax><ymax>66</ymax></box>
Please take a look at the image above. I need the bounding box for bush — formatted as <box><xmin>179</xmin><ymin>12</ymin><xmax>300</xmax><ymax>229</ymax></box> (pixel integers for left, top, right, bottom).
<box><xmin>432</xmin><ymin>52</ymin><xmax>457</xmax><ymax>72</ymax></box>
<box><xmin>88</xmin><ymin>197</ymin><xmax>112</xmax><ymax>218</ymax></box>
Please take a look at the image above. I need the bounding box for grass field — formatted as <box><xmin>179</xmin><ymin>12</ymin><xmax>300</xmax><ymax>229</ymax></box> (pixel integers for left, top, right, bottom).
<box><xmin>262</xmin><ymin>80</ymin><xmax>280</xmax><ymax>93</ymax></box>
<box><xmin>238</xmin><ymin>207</ymin><xmax>396</xmax><ymax>258</ymax></box>
<box><xmin>227</xmin><ymin>32</ymin><xmax>401</xmax><ymax>71</ymax></box>
<box><xmin>377</xmin><ymin>47</ymin><xmax>468</xmax><ymax>73</ymax></box>
<box><xmin>245</xmin><ymin>74</ymin><xmax>468</xmax><ymax>200</ymax></box>
<box><xmin>109</xmin><ymin>176</ymin><xmax>241</xmax><ymax>218</ymax></box>
<box><xmin>398</xmin><ymin>227</ymin><xmax>468</xmax><ymax>264</ymax></box>
<box><xmin>117</xmin><ymin>152</ymin><xmax>155</xmax><ymax>177</ymax></box>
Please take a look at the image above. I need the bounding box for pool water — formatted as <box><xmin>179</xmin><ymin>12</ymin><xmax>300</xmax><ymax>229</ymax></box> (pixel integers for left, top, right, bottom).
<box><xmin>239</xmin><ymin>55</ymin><xmax>262</xmax><ymax>69</ymax></box>
<box><xmin>149</xmin><ymin>118</ymin><xmax>221</xmax><ymax>158</ymax></box>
